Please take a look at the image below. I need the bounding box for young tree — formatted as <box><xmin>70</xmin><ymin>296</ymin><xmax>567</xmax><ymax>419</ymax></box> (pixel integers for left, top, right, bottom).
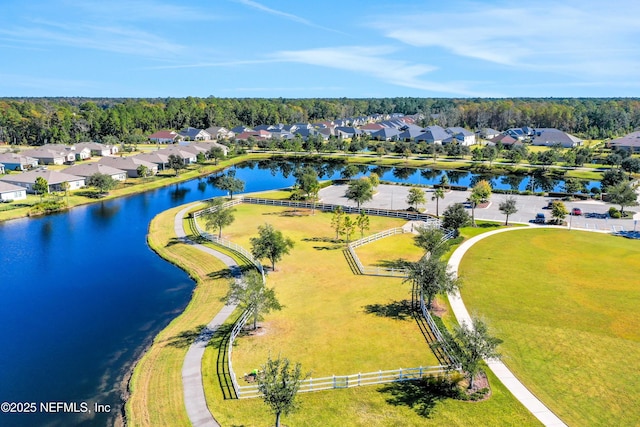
<box><xmin>136</xmin><ymin>164</ymin><xmax>151</xmax><ymax>179</ymax></box>
<box><xmin>413</xmin><ymin>225</ymin><xmax>449</xmax><ymax>258</ymax></box>
<box><xmin>60</xmin><ymin>181</ymin><xmax>70</xmax><ymax>205</ymax></box>
<box><xmin>498</xmin><ymin>196</ymin><xmax>518</xmax><ymax>226</ymax></box>
<box><xmin>341</xmin><ymin>215</ymin><xmax>356</xmax><ymax>244</ymax></box>
<box><xmin>203</xmin><ymin>198</ymin><xmax>236</xmax><ymax>238</ymax></box>
<box><xmin>167</xmin><ymin>154</ymin><xmax>185</xmax><ymax>176</ymax></box>
<box><xmin>606</xmin><ymin>181</ymin><xmax>639</xmax><ymax>215</ymax></box>
<box><xmin>439</xmin><ymin>174</ymin><xmax>449</xmax><ymax>191</ymax></box>
<box><xmin>250</xmin><ymin>223</ymin><xmax>295</xmax><ymax>271</ymax></box>
<box><xmin>551</xmin><ymin>200</ymin><xmax>569</xmax><ymax>224</ymax></box>
<box><xmin>345</xmin><ymin>177</ymin><xmax>373</xmax><ymax>209</ymax></box>
<box><xmin>431</xmin><ymin>187</ymin><xmax>445</xmax><ymax>217</ymax></box>
<box><xmin>207</xmin><ymin>146</ymin><xmax>225</xmax><ymax>164</ymax></box>
<box><xmin>405</xmin><ymin>256</ymin><xmax>460</xmax><ymax>309</ymax></box>
<box><xmin>257</xmin><ymin>355</ymin><xmax>306</xmax><ymax>427</ymax></box>
<box><xmin>34</xmin><ymin>176</ymin><xmax>49</xmax><ymax>201</ymax></box>
<box><xmin>355</xmin><ymin>211</ymin><xmax>370</xmax><ymax>239</ymax></box>
<box><xmin>406</xmin><ymin>187</ymin><xmax>427</xmax><ymax>211</ymax></box>
<box><xmin>87</xmin><ymin>173</ymin><xmax>117</xmax><ymax>196</ymax></box>
<box><xmin>223</xmin><ymin>270</ymin><xmax>282</xmax><ymax>330</ymax></box>
<box><xmin>331</xmin><ymin>206</ymin><xmax>345</xmax><ymax>240</ymax></box>
<box><xmin>368</xmin><ymin>172</ymin><xmax>380</xmax><ymax>188</ymax></box>
<box><xmin>449</xmin><ymin>317</ymin><xmax>502</xmax><ymax>389</ymax></box>
<box><xmin>442</xmin><ymin>203</ymin><xmax>470</xmax><ymax>233</ymax></box>
<box><xmin>469</xmin><ymin>180</ymin><xmax>492</xmax><ymax>226</ymax></box>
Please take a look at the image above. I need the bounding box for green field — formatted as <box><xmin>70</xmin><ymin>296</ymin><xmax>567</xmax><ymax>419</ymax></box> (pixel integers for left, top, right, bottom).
<box><xmin>194</xmin><ymin>204</ymin><xmax>540</xmax><ymax>426</ymax></box>
<box><xmin>458</xmin><ymin>229</ymin><xmax>640</xmax><ymax>426</ymax></box>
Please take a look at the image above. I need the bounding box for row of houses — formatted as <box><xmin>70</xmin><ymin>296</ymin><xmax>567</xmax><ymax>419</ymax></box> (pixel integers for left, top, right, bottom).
<box><xmin>153</xmin><ymin>115</ymin><xmax>588</xmax><ymax>149</ymax></box>
<box><xmin>0</xmin><ymin>141</ymin><xmax>228</xmax><ymax>201</ymax></box>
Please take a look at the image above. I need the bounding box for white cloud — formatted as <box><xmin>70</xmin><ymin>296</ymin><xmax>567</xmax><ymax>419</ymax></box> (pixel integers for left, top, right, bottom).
<box><xmin>372</xmin><ymin>0</ymin><xmax>640</xmax><ymax>78</ymax></box>
<box><xmin>63</xmin><ymin>0</ymin><xmax>220</xmax><ymax>22</ymax></box>
<box><xmin>0</xmin><ymin>20</ymin><xmax>186</xmax><ymax>59</ymax></box>
<box><xmin>233</xmin><ymin>0</ymin><xmax>346</xmax><ymax>34</ymax></box>
<box><xmin>270</xmin><ymin>46</ymin><xmax>491</xmax><ymax>96</ymax></box>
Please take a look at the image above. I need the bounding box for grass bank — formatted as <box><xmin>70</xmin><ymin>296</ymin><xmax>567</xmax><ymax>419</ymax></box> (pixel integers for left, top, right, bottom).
<box><xmin>125</xmin><ymin>203</ymin><xmax>232</xmax><ymax>427</ymax></box>
<box><xmin>459</xmin><ymin>228</ymin><xmax>640</xmax><ymax>426</ymax></box>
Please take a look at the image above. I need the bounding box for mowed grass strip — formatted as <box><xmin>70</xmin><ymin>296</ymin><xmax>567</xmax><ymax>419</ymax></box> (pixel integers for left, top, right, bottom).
<box><xmin>126</xmin><ymin>204</ymin><xmax>231</xmax><ymax>427</ymax></box>
<box><xmin>459</xmin><ymin>229</ymin><xmax>640</xmax><ymax>426</ymax></box>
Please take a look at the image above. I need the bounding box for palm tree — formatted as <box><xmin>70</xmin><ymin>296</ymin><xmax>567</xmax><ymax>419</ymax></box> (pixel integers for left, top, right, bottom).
<box><xmin>432</xmin><ymin>187</ymin><xmax>445</xmax><ymax>217</ymax></box>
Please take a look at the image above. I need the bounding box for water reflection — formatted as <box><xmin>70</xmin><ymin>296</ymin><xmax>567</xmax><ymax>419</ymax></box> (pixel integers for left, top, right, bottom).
<box><xmin>169</xmin><ymin>186</ymin><xmax>191</xmax><ymax>202</ymax></box>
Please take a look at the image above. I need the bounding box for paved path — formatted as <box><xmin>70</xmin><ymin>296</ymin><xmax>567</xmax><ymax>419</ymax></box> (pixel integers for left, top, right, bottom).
<box><xmin>447</xmin><ymin>226</ymin><xmax>567</xmax><ymax>427</ymax></box>
<box><xmin>174</xmin><ymin>205</ymin><xmax>239</xmax><ymax>427</ymax></box>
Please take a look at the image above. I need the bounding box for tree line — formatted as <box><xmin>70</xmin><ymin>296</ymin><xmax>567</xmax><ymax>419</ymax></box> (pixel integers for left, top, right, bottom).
<box><xmin>2</xmin><ymin>97</ymin><xmax>640</xmax><ymax>146</ymax></box>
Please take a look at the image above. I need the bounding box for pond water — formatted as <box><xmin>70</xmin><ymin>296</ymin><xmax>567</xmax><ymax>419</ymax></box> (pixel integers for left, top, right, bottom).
<box><xmin>0</xmin><ymin>159</ymin><xmax>599</xmax><ymax>426</ymax></box>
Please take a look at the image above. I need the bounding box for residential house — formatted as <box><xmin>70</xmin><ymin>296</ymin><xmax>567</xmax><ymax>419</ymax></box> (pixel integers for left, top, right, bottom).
<box><xmin>0</xmin><ymin>153</ymin><xmax>39</xmax><ymax>171</ymax></box>
<box><xmin>446</xmin><ymin>127</ymin><xmax>476</xmax><ymax>146</ymax></box>
<box><xmin>371</xmin><ymin>127</ymin><xmax>401</xmax><ymax>141</ymax></box>
<box><xmin>231</xmin><ymin>125</ymin><xmax>253</xmax><ymax>134</ymax></box>
<box><xmin>478</xmin><ymin>128</ymin><xmax>502</xmax><ymax>140</ymax></box>
<box><xmin>530</xmin><ymin>128</ymin><xmax>583</xmax><ymax>148</ymax></box>
<box><xmin>0</xmin><ymin>181</ymin><xmax>27</xmax><ymax>201</ymax></box>
<box><xmin>1</xmin><ymin>169</ymin><xmax>85</xmax><ymax>193</ymax></box>
<box><xmin>415</xmin><ymin>126</ymin><xmax>450</xmax><ymax>144</ymax></box>
<box><xmin>334</xmin><ymin>127</ymin><xmax>363</xmax><ymax>139</ymax></box>
<box><xmin>189</xmin><ymin>141</ymin><xmax>229</xmax><ymax>156</ymax></box>
<box><xmin>178</xmin><ymin>127</ymin><xmax>211</xmax><ymax>142</ymax></box>
<box><xmin>360</xmin><ymin>123</ymin><xmax>385</xmax><ymax>135</ymax></box>
<box><xmin>488</xmin><ymin>134</ymin><xmax>521</xmax><ymax>147</ymax></box>
<box><xmin>398</xmin><ymin>127</ymin><xmax>425</xmax><ymax>141</ymax></box>
<box><xmin>98</xmin><ymin>156</ymin><xmax>158</xmax><ymax>178</ymax></box>
<box><xmin>75</xmin><ymin>142</ymin><xmax>117</xmax><ymax>156</ymax></box>
<box><xmin>163</xmin><ymin>146</ymin><xmax>198</xmax><ymax>164</ymax></box>
<box><xmin>506</xmin><ymin>128</ymin><xmax>526</xmax><ymax>140</ymax></box>
<box><xmin>149</xmin><ymin>130</ymin><xmax>182</xmax><ymax>144</ymax></box>
<box><xmin>205</xmin><ymin>126</ymin><xmax>235</xmax><ymax>140</ymax></box>
<box><xmin>21</xmin><ymin>148</ymin><xmax>74</xmax><ymax>165</ymax></box>
<box><xmin>40</xmin><ymin>144</ymin><xmax>91</xmax><ymax>161</ymax></box>
<box><xmin>607</xmin><ymin>131</ymin><xmax>640</xmax><ymax>152</ymax></box>
<box><xmin>63</xmin><ymin>163</ymin><xmax>128</xmax><ymax>181</ymax></box>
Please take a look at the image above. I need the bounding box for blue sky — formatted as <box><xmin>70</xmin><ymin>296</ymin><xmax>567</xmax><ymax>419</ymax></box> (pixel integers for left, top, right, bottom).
<box><xmin>1</xmin><ymin>0</ymin><xmax>639</xmax><ymax>98</ymax></box>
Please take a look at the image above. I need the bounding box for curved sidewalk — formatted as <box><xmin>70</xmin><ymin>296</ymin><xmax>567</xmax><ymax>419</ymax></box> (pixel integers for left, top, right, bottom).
<box><xmin>174</xmin><ymin>204</ymin><xmax>239</xmax><ymax>427</ymax></box>
<box><xmin>447</xmin><ymin>226</ymin><xmax>567</xmax><ymax>427</ymax></box>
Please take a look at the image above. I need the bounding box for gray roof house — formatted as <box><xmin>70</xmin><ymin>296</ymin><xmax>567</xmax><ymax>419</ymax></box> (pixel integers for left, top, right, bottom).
<box><xmin>371</xmin><ymin>127</ymin><xmax>401</xmax><ymax>141</ymax></box>
<box><xmin>0</xmin><ymin>181</ymin><xmax>27</xmax><ymax>201</ymax></box>
<box><xmin>98</xmin><ymin>156</ymin><xmax>158</xmax><ymax>178</ymax></box>
<box><xmin>63</xmin><ymin>163</ymin><xmax>128</xmax><ymax>181</ymax></box>
<box><xmin>178</xmin><ymin>127</ymin><xmax>211</xmax><ymax>141</ymax></box>
<box><xmin>0</xmin><ymin>153</ymin><xmax>39</xmax><ymax>171</ymax></box>
<box><xmin>21</xmin><ymin>148</ymin><xmax>74</xmax><ymax>165</ymax></box>
<box><xmin>478</xmin><ymin>128</ymin><xmax>502</xmax><ymax>139</ymax></box>
<box><xmin>205</xmin><ymin>127</ymin><xmax>235</xmax><ymax>140</ymax></box>
<box><xmin>530</xmin><ymin>128</ymin><xmax>583</xmax><ymax>148</ymax></box>
<box><xmin>75</xmin><ymin>142</ymin><xmax>118</xmax><ymax>156</ymax></box>
<box><xmin>607</xmin><ymin>131</ymin><xmax>640</xmax><ymax>151</ymax></box>
<box><xmin>334</xmin><ymin>127</ymin><xmax>363</xmax><ymax>138</ymax></box>
<box><xmin>187</xmin><ymin>141</ymin><xmax>229</xmax><ymax>156</ymax></box>
<box><xmin>1</xmin><ymin>169</ymin><xmax>85</xmax><ymax>193</ymax></box>
<box><xmin>415</xmin><ymin>126</ymin><xmax>450</xmax><ymax>144</ymax></box>
<box><xmin>446</xmin><ymin>127</ymin><xmax>476</xmax><ymax>146</ymax></box>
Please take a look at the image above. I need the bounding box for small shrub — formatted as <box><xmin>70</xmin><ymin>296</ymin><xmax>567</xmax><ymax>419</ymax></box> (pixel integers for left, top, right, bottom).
<box><xmin>608</xmin><ymin>207</ymin><xmax>621</xmax><ymax>218</ymax></box>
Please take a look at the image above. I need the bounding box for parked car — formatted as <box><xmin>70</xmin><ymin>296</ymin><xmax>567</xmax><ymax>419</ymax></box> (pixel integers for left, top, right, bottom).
<box><xmin>533</xmin><ymin>213</ymin><xmax>546</xmax><ymax>224</ymax></box>
<box><xmin>571</xmin><ymin>207</ymin><xmax>582</xmax><ymax>216</ymax></box>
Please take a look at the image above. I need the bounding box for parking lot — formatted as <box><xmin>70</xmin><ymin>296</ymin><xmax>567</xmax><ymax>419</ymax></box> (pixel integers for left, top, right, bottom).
<box><xmin>319</xmin><ymin>183</ymin><xmax>638</xmax><ymax>233</ymax></box>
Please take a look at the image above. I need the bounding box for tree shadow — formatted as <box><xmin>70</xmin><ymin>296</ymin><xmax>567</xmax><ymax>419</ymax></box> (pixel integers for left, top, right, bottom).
<box><xmin>373</xmin><ymin>258</ymin><xmax>410</xmax><ymax>269</ymax></box>
<box><xmin>303</xmin><ymin>236</ymin><xmax>344</xmax><ymax>250</ymax></box>
<box><xmin>364</xmin><ymin>300</ymin><xmax>412</xmax><ymax>320</ymax></box>
<box><xmin>166</xmin><ymin>324</ymin><xmax>208</xmax><ymax>348</ymax></box>
<box><xmin>378</xmin><ymin>375</ymin><xmax>463</xmax><ymax>418</ymax></box>
<box><xmin>476</xmin><ymin>222</ymin><xmax>501</xmax><ymax>229</ymax></box>
<box><xmin>207</xmin><ymin>265</ymin><xmax>253</xmax><ymax>280</ymax></box>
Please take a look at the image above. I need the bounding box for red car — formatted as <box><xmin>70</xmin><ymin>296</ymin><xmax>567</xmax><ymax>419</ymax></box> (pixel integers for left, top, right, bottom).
<box><xmin>571</xmin><ymin>208</ymin><xmax>582</xmax><ymax>216</ymax></box>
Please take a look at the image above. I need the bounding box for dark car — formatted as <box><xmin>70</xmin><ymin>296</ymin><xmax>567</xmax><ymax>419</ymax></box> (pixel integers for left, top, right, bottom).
<box><xmin>534</xmin><ymin>213</ymin><xmax>546</xmax><ymax>224</ymax></box>
<box><xmin>571</xmin><ymin>207</ymin><xmax>582</xmax><ymax>216</ymax></box>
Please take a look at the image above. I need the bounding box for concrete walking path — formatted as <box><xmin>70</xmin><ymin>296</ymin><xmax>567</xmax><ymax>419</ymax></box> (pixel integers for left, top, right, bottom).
<box><xmin>174</xmin><ymin>205</ymin><xmax>240</xmax><ymax>427</ymax></box>
<box><xmin>447</xmin><ymin>226</ymin><xmax>567</xmax><ymax>427</ymax></box>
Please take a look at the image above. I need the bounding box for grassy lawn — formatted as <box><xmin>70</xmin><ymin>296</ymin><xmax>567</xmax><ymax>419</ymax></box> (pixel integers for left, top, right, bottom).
<box><xmin>458</xmin><ymin>229</ymin><xmax>640</xmax><ymax>426</ymax></box>
<box><xmin>354</xmin><ymin>232</ymin><xmax>424</xmax><ymax>268</ymax></box>
<box><xmin>126</xmin><ymin>203</ymin><xmax>232</xmax><ymax>427</ymax></box>
<box><xmin>191</xmin><ymin>204</ymin><xmax>541</xmax><ymax>426</ymax></box>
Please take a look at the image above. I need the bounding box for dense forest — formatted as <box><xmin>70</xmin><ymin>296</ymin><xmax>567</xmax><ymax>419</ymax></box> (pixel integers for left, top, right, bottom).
<box><xmin>1</xmin><ymin>97</ymin><xmax>639</xmax><ymax>146</ymax></box>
